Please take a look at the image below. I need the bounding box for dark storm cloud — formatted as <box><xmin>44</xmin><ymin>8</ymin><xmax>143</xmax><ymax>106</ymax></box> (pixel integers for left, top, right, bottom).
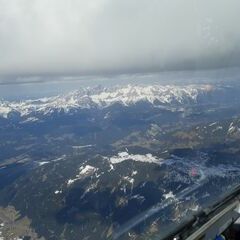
<box><xmin>0</xmin><ymin>0</ymin><xmax>240</xmax><ymax>82</ymax></box>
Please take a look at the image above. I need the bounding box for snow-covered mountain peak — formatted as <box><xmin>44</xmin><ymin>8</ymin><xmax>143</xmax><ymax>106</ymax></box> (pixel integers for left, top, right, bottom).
<box><xmin>0</xmin><ymin>84</ymin><xmax>214</xmax><ymax>119</ymax></box>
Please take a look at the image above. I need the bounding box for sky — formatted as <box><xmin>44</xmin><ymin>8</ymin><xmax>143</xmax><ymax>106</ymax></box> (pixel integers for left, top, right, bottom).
<box><xmin>0</xmin><ymin>0</ymin><xmax>240</xmax><ymax>84</ymax></box>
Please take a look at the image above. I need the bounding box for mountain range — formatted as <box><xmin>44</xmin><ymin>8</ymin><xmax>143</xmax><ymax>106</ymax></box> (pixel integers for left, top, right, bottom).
<box><xmin>0</xmin><ymin>84</ymin><xmax>216</xmax><ymax>119</ymax></box>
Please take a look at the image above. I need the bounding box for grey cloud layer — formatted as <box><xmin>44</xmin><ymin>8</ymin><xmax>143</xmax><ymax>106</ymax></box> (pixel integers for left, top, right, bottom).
<box><xmin>0</xmin><ymin>0</ymin><xmax>240</xmax><ymax>77</ymax></box>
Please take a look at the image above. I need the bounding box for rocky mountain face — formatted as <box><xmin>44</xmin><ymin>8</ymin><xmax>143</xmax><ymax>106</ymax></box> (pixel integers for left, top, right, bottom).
<box><xmin>0</xmin><ymin>84</ymin><xmax>221</xmax><ymax>120</ymax></box>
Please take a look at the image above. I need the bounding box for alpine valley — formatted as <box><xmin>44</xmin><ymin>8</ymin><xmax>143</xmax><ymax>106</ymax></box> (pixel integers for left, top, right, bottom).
<box><xmin>1</xmin><ymin>82</ymin><xmax>240</xmax><ymax>240</ymax></box>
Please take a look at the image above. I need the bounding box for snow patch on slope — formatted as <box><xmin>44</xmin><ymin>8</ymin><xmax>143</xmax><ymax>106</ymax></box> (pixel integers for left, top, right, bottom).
<box><xmin>108</xmin><ymin>151</ymin><xmax>162</xmax><ymax>164</ymax></box>
<box><xmin>163</xmin><ymin>191</ymin><xmax>176</xmax><ymax>200</ymax></box>
<box><xmin>67</xmin><ymin>165</ymin><xmax>98</xmax><ymax>186</ymax></box>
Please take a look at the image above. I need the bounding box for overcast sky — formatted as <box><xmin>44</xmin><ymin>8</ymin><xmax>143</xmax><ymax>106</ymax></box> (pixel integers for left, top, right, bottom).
<box><xmin>1</xmin><ymin>0</ymin><xmax>240</xmax><ymax>83</ymax></box>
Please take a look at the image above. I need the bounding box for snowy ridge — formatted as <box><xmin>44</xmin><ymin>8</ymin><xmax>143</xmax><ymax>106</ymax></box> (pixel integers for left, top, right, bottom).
<box><xmin>107</xmin><ymin>151</ymin><xmax>162</xmax><ymax>165</ymax></box>
<box><xmin>0</xmin><ymin>84</ymin><xmax>214</xmax><ymax>119</ymax></box>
